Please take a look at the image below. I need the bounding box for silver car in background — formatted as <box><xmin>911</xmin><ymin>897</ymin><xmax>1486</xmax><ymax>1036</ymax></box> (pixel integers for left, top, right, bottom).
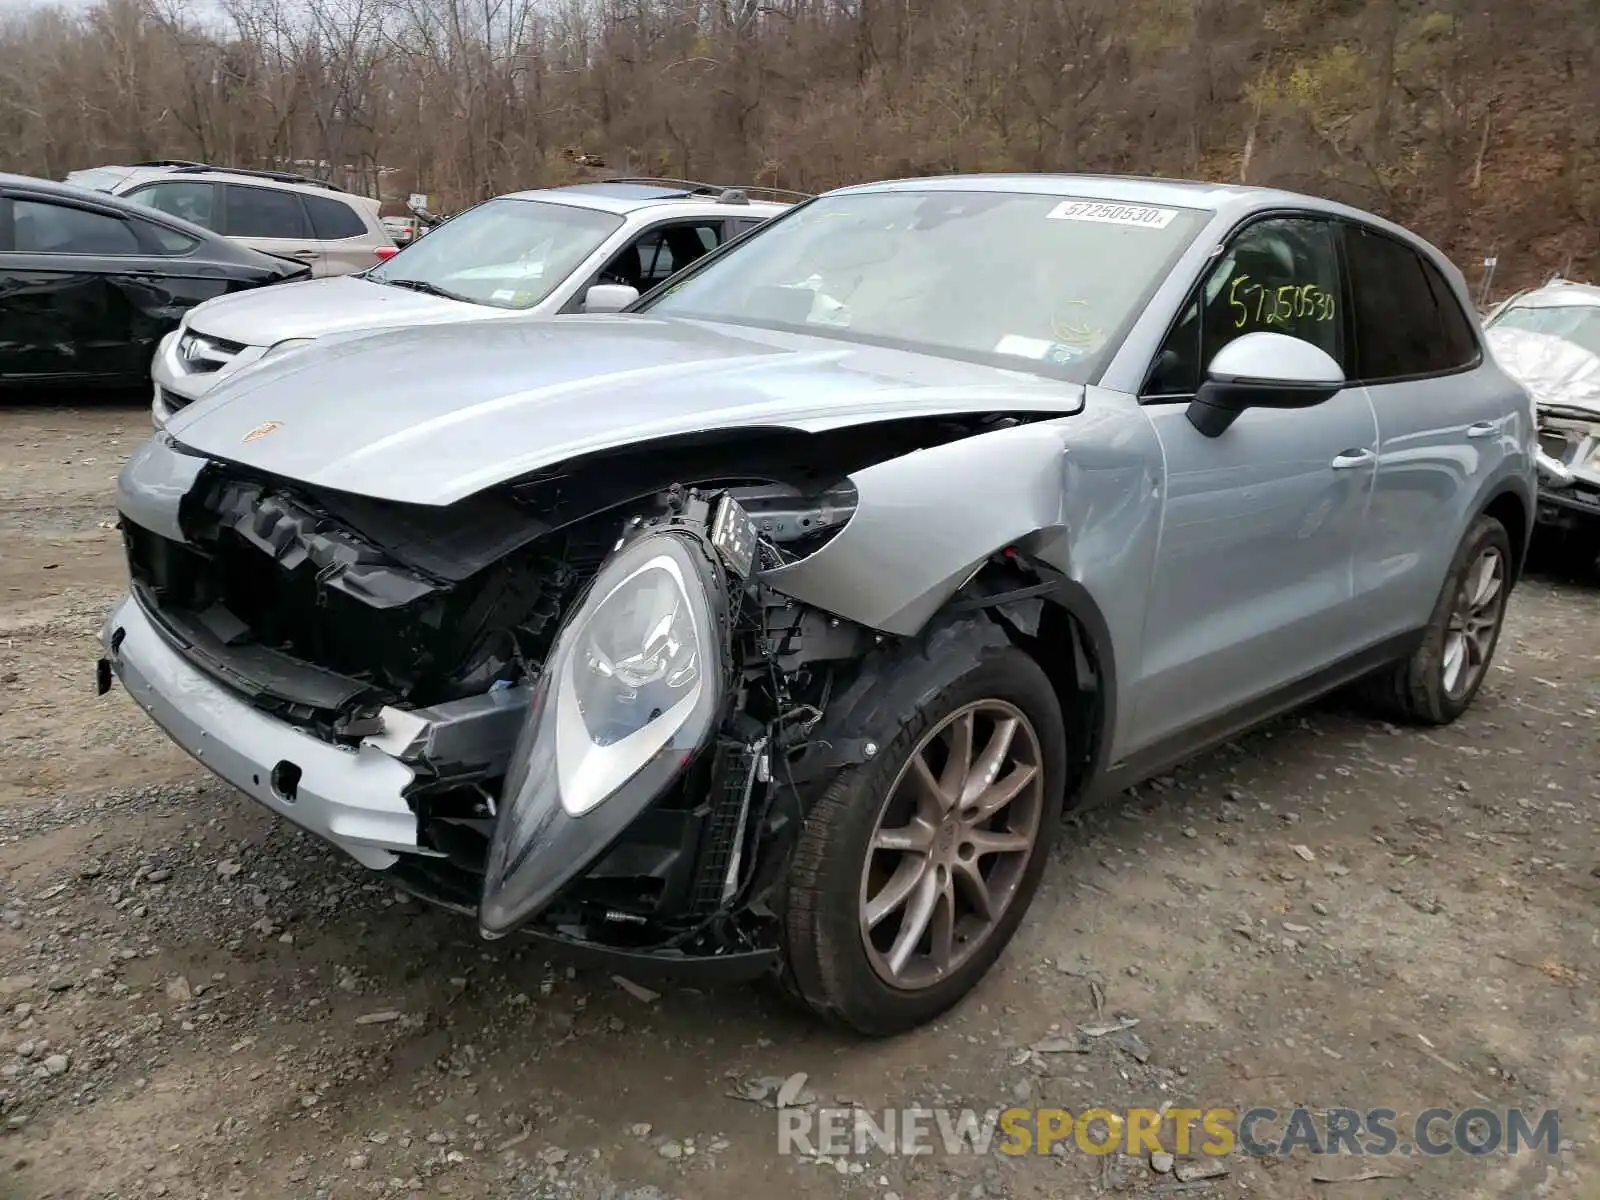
<box><xmin>148</xmin><ymin>178</ymin><xmax>798</xmax><ymax>424</ymax></box>
<box><xmin>101</xmin><ymin>175</ymin><xmax>1535</xmax><ymax>1036</ymax></box>
<box><xmin>1483</xmin><ymin>278</ymin><xmax>1600</xmax><ymax>560</ymax></box>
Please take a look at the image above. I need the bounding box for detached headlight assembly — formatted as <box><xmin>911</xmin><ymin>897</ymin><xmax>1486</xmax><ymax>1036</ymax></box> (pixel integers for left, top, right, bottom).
<box><xmin>478</xmin><ymin>529</ymin><xmax>729</xmax><ymax>938</ymax></box>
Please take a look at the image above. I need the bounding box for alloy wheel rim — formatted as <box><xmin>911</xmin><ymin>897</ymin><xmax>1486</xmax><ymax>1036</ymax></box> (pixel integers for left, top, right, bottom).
<box><xmin>858</xmin><ymin>700</ymin><xmax>1045</xmax><ymax>991</ymax></box>
<box><xmin>1442</xmin><ymin>546</ymin><xmax>1506</xmax><ymax>700</ymax></box>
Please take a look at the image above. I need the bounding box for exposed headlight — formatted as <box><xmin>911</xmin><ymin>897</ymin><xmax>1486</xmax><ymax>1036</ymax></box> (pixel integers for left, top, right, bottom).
<box><xmin>478</xmin><ymin>529</ymin><xmax>728</xmax><ymax>936</ymax></box>
<box><xmin>557</xmin><ymin>546</ymin><xmax>709</xmax><ymax>815</ymax></box>
<box><xmin>261</xmin><ymin>337</ymin><xmax>315</xmax><ymax>361</ymax></box>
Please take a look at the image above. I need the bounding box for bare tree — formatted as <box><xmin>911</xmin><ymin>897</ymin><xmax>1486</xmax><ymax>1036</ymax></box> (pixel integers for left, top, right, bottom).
<box><xmin>0</xmin><ymin>0</ymin><xmax>1592</xmax><ymax>289</ymax></box>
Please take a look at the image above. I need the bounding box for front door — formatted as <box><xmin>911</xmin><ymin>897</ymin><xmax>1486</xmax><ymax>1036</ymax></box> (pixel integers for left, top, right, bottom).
<box><xmin>1128</xmin><ymin>215</ymin><xmax>1379</xmax><ymax>752</ymax></box>
<box><xmin>0</xmin><ymin>193</ymin><xmax>142</xmax><ymax>381</ymax></box>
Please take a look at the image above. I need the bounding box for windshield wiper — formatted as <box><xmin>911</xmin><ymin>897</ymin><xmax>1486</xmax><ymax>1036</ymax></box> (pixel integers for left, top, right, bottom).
<box><xmin>380</xmin><ymin>277</ymin><xmax>475</xmax><ymax>304</ymax></box>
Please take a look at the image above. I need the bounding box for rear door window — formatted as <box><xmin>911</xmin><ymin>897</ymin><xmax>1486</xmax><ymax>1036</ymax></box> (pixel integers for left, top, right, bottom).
<box><xmin>1342</xmin><ymin>224</ymin><xmax>1480</xmax><ymax>381</ymax></box>
<box><xmin>224</xmin><ymin>184</ymin><xmax>310</xmax><ymax>239</ymax></box>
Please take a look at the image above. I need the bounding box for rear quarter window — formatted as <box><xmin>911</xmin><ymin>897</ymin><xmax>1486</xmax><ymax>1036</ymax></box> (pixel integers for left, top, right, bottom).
<box><xmin>304</xmin><ymin>193</ymin><xmax>370</xmax><ymax>240</ymax></box>
<box><xmin>130</xmin><ymin>215</ymin><xmax>201</xmax><ymax>256</ymax></box>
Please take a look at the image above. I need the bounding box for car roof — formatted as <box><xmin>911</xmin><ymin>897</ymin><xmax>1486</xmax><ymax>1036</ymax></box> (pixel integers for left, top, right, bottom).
<box><xmin>830</xmin><ymin>172</ymin><xmax>1399</xmax><ymax>218</ymax></box>
<box><xmin>72</xmin><ymin>162</ymin><xmax>378</xmax><ymax>206</ymax></box>
<box><xmin>0</xmin><ymin>171</ymin><xmax>288</xmax><ymax>265</ymax></box>
<box><xmin>1503</xmin><ymin>279</ymin><xmax>1600</xmax><ymax>309</ymax></box>
<box><xmin>498</xmin><ymin>181</ymin><xmax>794</xmax><ymax>216</ymax></box>
<box><xmin>0</xmin><ymin>171</ymin><xmax>141</xmax><ymax>205</ymax></box>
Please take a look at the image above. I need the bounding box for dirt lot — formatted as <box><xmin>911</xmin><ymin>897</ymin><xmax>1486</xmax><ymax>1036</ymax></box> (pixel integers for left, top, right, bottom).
<box><xmin>0</xmin><ymin>400</ymin><xmax>1595</xmax><ymax>1200</ymax></box>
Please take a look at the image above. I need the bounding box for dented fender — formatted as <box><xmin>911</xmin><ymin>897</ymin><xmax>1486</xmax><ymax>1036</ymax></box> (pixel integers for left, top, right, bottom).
<box><xmin>758</xmin><ymin>390</ymin><xmax>1166</xmax><ymax>762</ymax></box>
<box><xmin>760</xmin><ymin>420</ymin><xmax>1071</xmax><ymax>633</ymax></box>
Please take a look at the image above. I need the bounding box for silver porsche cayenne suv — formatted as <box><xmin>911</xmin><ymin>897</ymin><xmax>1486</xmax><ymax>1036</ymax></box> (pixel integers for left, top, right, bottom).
<box><xmin>100</xmin><ymin>174</ymin><xmax>1535</xmax><ymax>1035</ymax></box>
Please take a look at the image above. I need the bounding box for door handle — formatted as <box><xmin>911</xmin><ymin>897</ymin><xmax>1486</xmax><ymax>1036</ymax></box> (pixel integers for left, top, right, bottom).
<box><xmin>1466</xmin><ymin>420</ymin><xmax>1498</xmax><ymax>439</ymax></box>
<box><xmin>1330</xmin><ymin>448</ymin><xmax>1376</xmax><ymax>470</ymax></box>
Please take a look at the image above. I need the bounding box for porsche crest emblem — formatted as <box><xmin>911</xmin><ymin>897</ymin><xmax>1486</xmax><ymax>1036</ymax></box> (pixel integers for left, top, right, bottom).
<box><xmin>242</xmin><ymin>420</ymin><xmax>282</xmax><ymax>444</ymax></box>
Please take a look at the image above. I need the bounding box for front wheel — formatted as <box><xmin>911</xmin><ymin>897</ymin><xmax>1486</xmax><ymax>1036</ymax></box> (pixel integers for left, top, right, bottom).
<box><xmin>1361</xmin><ymin>513</ymin><xmax>1513</xmax><ymax>725</ymax></box>
<box><xmin>778</xmin><ymin>643</ymin><xmax>1067</xmax><ymax>1037</ymax></box>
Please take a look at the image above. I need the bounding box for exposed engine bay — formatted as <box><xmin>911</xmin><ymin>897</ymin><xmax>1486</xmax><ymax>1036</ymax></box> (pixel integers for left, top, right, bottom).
<box><xmin>113</xmin><ymin>414</ymin><xmax>1066</xmax><ymax>968</ymax></box>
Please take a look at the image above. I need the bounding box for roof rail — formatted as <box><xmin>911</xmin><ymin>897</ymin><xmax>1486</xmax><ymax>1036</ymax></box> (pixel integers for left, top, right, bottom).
<box><xmin>131</xmin><ymin>159</ymin><xmax>211</xmax><ymax>169</ymax></box>
<box><xmin>602</xmin><ymin>176</ymin><xmax>813</xmax><ymax>204</ymax></box>
<box><xmin>164</xmin><ymin>163</ymin><xmax>352</xmax><ymax>193</ymax></box>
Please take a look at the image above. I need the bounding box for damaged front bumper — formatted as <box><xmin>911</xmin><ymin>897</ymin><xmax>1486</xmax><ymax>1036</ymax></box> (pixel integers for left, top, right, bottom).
<box><xmin>98</xmin><ymin>590</ymin><xmax>786</xmax><ymax>980</ymax></box>
<box><xmin>1534</xmin><ymin>407</ymin><xmax>1600</xmax><ymax>534</ymax></box>
<box><xmin>100</xmin><ymin>592</ymin><xmax>425</xmax><ymax>869</ymax></box>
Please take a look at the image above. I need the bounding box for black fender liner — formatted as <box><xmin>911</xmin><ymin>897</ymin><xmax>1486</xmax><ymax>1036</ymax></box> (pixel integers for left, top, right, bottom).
<box><xmin>974</xmin><ymin>564</ymin><xmax>1119</xmax><ymax>809</ymax></box>
<box><xmin>786</xmin><ymin>610</ymin><xmax>1015</xmax><ymax>786</ymax></box>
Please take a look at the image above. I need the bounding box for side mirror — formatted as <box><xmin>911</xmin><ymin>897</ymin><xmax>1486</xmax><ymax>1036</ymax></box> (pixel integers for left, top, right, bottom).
<box><xmin>1187</xmin><ymin>331</ymin><xmax>1345</xmax><ymax>437</ymax></box>
<box><xmin>583</xmin><ymin>283</ymin><xmax>639</xmax><ymax>314</ymax></box>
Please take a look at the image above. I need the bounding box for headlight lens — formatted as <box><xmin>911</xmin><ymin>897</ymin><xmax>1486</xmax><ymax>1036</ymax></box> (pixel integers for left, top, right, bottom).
<box><xmin>478</xmin><ymin>530</ymin><xmax>727</xmax><ymax>937</ymax></box>
<box><xmin>556</xmin><ymin>547</ymin><xmax>706</xmax><ymax>815</ymax></box>
<box><xmin>261</xmin><ymin>337</ymin><xmax>315</xmax><ymax>361</ymax></box>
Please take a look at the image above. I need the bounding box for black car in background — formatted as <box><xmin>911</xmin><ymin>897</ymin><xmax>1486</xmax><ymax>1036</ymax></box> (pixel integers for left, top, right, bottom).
<box><xmin>0</xmin><ymin>173</ymin><xmax>307</xmax><ymax>388</ymax></box>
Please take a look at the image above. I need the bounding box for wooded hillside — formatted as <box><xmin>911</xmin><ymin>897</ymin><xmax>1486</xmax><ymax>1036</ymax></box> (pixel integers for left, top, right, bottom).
<box><xmin>1</xmin><ymin>0</ymin><xmax>1595</xmax><ymax>292</ymax></box>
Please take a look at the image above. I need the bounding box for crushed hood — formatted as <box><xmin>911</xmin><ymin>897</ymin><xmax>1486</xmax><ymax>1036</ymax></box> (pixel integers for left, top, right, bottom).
<box><xmin>185</xmin><ymin>273</ymin><xmax>506</xmax><ymax>347</ymax></box>
<box><xmin>1487</xmin><ymin>326</ymin><xmax>1600</xmax><ymax>416</ymax></box>
<box><xmin>163</xmin><ymin>316</ymin><xmax>1083</xmax><ymax>506</ymax></box>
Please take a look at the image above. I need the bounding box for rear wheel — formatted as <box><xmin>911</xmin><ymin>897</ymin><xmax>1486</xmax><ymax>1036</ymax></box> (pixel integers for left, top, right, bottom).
<box><xmin>778</xmin><ymin>644</ymin><xmax>1066</xmax><ymax>1037</ymax></box>
<box><xmin>1361</xmin><ymin>514</ymin><xmax>1512</xmax><ymax>725</ymax></box>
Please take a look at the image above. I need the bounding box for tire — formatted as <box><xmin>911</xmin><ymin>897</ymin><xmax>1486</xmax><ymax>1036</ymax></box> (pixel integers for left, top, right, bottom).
<box><xmin>778</xmin><ymin>633</ymin><xmax>1067</xmax><ymax>1037</ymax></box>
<box><xmin>1360</xmin><ymin>513</ymin><xmax>1513</xmax><ymax>725</ymax></box>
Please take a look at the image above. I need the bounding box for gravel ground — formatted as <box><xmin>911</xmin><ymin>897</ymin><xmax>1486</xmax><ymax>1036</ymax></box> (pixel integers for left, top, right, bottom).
<box><xmin>0</xmin><ymin>400</ymin><xmax>1595</xmax><ymax>1200</ymax></box>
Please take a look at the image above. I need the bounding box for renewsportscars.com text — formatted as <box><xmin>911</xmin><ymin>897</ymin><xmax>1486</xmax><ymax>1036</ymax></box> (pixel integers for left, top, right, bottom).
<box><xmin>777</xmin><ymin>1105</ymin><xmax>1562</xmax><ymax>1158</ymax></box>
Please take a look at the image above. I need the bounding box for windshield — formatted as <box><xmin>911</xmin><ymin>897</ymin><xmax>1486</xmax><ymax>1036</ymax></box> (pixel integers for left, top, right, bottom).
<box><xmin>642</xmin><ymin>189</ymin><xmax>1208</xmax><ymax>377</ymax></box>
<box><xmin>1488</xmin><ymin>302</ymin><xmax>1600</xmax><ymax>359</ymax></box>
<box><xmin>365</xmin><ymin>197</ymin><xmax>623</xmax><ymax>310</ymax></box>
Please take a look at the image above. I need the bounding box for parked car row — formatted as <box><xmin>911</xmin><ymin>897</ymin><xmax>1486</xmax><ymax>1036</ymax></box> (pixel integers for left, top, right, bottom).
<box><xmin>0</xmin><ymin>163</ymin><xmax>804</xmax><ymax>414</ymax></box>
<box><xmin>0</xmin><ymin>172</ymin><xmax>308</xmax><ymax>386</ymax></box>
<box><xmin>65</xmin><ymin>160</ymin><xmax>393</xmax><ymax>277</ymax></box>
<box><xmin>96</xmin><ymin>172</ymin><xmax>1537</xmax><ymax>1037</ymax></box>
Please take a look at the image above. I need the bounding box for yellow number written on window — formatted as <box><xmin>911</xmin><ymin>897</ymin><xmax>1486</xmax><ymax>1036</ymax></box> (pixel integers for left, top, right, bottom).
<box><xmin>1227</xmin><ymin>274</ymin><xmax>1336</xmax><ymax>329</ymax></box>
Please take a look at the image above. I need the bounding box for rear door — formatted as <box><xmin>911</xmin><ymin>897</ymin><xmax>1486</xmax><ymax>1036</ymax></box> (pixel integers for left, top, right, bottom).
<box><xmin>1130</xmin><ymin>213</ymin><xmax>1380</xmax><ymax>750</ymax></box>
<box><xmin>221</xmin><ymin>183</ymin><xmax>324</xmax><ymax>275</ymax></box>
<box><xmin>1340</xmin><ymin>221</ymin><xmax>1505</xmax><ymax>637</ymax></box>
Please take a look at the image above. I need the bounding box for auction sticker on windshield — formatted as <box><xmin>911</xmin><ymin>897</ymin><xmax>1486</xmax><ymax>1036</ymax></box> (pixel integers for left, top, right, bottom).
<box><xmin>1046</xmin><ymin>200</ymin><xmax>1179</xmax><ymax>229</ymax></box>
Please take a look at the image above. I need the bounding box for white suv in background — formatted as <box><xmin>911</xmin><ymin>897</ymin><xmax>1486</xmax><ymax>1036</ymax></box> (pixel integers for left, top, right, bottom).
<box><xmin>64</xmin><ymin>161</ymin><xmax>392</xmax><ymax>277</ymax></box>
<box><xmin>145</xmin><ymin>178</ymin><xmax>802</xmax><ymax>425</ymax></box>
